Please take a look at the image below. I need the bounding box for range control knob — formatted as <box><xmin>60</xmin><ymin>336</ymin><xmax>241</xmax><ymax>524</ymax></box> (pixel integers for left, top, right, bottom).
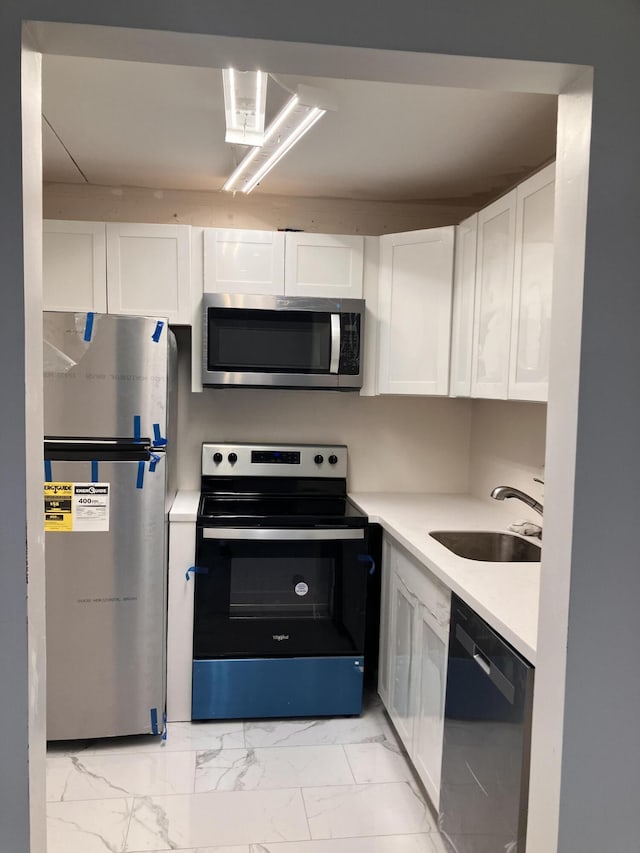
<box><xmin>213</xmin><ymin>452</ymin><xmax>223</xmax><ymax>464</ymax></box>
<box><xmin>328</xmin><ymin>454</ymin><xmax>338</xmax><ymax>465</ymax></box>
<box><xmin>314</xmin><ymin>454</ymin><xmax>324</xmax><ymax>465</ymax></box>
<box><xmin>228</xmin><ymin>452</ymin><xmax>238</xmax><ymax>464</ymax></box>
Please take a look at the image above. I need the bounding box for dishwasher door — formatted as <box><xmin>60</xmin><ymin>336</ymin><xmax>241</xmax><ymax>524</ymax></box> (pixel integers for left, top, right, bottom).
<box><xmin>439</xmin><ymin>595</ymin><xmax>534</xmax><ymax>853</ymax></box>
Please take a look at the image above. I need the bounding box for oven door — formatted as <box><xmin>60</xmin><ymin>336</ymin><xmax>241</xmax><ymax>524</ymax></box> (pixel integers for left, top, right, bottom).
<box><xmin>193</xmin><ymin>526</ymin><xmax>369</xmax><ymax>659</ymax></box>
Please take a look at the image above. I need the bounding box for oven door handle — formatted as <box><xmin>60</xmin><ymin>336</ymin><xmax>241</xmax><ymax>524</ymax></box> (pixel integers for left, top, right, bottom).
<box><xmin>201</xmin><ymin>527</ymin><xmax>365</xmax><ymax>541</ymax></box>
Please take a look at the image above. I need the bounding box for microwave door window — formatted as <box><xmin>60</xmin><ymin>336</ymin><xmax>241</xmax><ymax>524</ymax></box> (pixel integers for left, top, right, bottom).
<box><xmin>208</xmin><ymin>309</ymin><xmax>332</xmax><ymax>373</ymax></box>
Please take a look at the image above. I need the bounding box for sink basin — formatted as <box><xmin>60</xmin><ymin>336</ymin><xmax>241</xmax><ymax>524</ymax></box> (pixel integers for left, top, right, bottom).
<box><xmin>429</xmin><ymin>530</ymin><xmax>541</xmax><ymax>562</ymax></box>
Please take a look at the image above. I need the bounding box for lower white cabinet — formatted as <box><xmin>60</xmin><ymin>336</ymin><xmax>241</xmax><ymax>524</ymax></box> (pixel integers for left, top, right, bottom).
<box><xmin>379</xmin><ymin>535</ymin><xmax>451</xmax><ymax>810</ymax></box>
<box><xmin>413</xmin><ymin>603</ymin><xmax>448</xmax><ymax>807</ymax></box>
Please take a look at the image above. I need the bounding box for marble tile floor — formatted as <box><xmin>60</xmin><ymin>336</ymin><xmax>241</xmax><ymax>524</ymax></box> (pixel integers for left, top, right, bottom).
<box><xmin>46</xmin><ymin>693</ymin><xmax>448</xmax><ymax>853</ymax></box>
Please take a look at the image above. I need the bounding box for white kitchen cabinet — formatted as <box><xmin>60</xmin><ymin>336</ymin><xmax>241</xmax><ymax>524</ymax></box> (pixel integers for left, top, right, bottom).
<box><xmin>413</xmin><ymin>601</ymin><xmax>449</xmax><ymax>809</ymax></box>
<box><xmin>381</xmin><ymin>535</ymin><xmax>451</xmax><ymax>810</ymax></box>
<box><xmin>284</xmin><ymin>232</ymin><xmax>364</xmax><ymax>298</ymax></box>
<box><xmin>106</xmin><ymin>223</ymin><xmax>191</xmax><ymax>323</ymax></box>
<box><xmin>203</xmin><ymin>228</ymin><xmax>285</xmax><ymax>295</ymax></box>
<box><xmin>43</xmin><ymin>220</ymin><xmax>107</xmax><ymax>312</ymax></box>
<box><xmin>377</xmin><ymin>534</ymin><xmax>392</xmax><ymax>707</ymax></box>
<box><xmin>388</xmin><ymin>559</ymin><xmax>418</xmax><ymax>749</ymax></box>
<box><xmin>471</xmin><ymin>190</ymin><xmax>517</xmax><ymax>398</ymax></box>
<box><xmin>377</xmin><ymin>227</ymin><xmax>455</xmax><ymax>395</ymax></box>
<box><xmin>509</xmin><ymin>163</ymin><xmax>555</xmax><ymax>401</ymax></box>
<box><xmin>449</xmin><ymin>214</ymin><xmax>478</xmax><ymax>397</ymax></box>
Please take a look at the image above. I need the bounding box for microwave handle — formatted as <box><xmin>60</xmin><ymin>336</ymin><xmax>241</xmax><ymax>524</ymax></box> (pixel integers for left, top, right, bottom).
<box><xmin>329</xmin><ymin>314</ymin><xmax>341</xmax><ymax>374</ymax></box>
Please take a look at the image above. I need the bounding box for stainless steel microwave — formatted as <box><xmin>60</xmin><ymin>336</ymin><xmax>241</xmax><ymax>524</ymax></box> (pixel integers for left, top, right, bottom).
<box><xmin>202</xmin><ymin>293</ymin><xmax>365</xmax><ymax>390</ymax></box>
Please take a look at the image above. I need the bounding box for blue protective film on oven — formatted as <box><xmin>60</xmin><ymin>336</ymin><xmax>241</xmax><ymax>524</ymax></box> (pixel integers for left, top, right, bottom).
<box><xmin>192</xmin><ymin>657</ymin><xmax>364</xmax><ymax>720</ymax></box>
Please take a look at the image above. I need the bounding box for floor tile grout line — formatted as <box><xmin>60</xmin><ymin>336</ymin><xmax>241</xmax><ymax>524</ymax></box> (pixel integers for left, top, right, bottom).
<box><xmin>340</xmin><ymin>743</ymin><xmax>358</xmax><ymax>785</ymax></box>
<box><xmin>48</xmin><ymin>778</ymin><xmax>423</xmax><ymax>802</ymax></box>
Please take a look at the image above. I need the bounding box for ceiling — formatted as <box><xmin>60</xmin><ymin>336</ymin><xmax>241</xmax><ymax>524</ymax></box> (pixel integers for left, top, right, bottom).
<box><xmin>42</xmin><ymin>54</ymin><xmax>557</xmax><ymax>207</ymax></box>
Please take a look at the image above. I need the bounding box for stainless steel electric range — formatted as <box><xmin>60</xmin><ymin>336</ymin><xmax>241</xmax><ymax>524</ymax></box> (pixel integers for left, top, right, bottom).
<box><xmin>191</xmin><ymin>442</ymin><xmax>373</xmax><ymax>720</ymax></box>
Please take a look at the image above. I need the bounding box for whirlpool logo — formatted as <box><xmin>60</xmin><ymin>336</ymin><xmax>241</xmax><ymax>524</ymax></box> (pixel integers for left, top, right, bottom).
<box><xmin>272</xmin><ymin>634</ymin><xmax>290</xmax><ymax>641</ymax></box>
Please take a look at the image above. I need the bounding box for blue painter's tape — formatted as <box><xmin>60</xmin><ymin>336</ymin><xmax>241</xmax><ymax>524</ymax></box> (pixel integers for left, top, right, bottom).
<box><xmin>136</xmin><ymin>461</ymin><xmax>145</xmax><ymax>489</ymax></box>
<box><xmin>150</xmin><ymin>707</ymin><xmax>159</xmax><ymax>736</ymax></box>
<box><xmin>44</xmin><ymin>459</ymin><xmax>52</xmax><ymax>482</ymax></box>
<box><xmin>151</xmin><ymin>321</ymin><xmax>164</xmax><ymax>343</ymax></box>
<box><xmin>148</xmin><ymin>452</ymin><xmax>161</xmax><ymax>473</ymax></box>
<box><xmin>152</xmin><ymin>423</ymin><xmax>167</xmax><ymax>447</ymax></box>
<box><xmin>185</xmin><ymin>566</ymin><xmax>209</xmax><ymax>581</ymax></box>
<box><xmin>91</xmin><ymin>460</ymin><xmax>99</xmax><ymax>483</ymax></box>
<box><xmin>83</xmin><ymin>312</ymin><xmax>95</xmax><ymax>342</ymax></box>
<box><xmin>133</xmin><ymin>415</ymin><xmax>141</xmax><ymax>443</ymax></box>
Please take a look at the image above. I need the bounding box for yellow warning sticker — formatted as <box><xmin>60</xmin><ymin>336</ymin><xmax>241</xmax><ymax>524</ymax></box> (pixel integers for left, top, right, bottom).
<box><xmin>44</xmin><ymin>482</ymin><xmax>73</xmax><ymax>532</ymax></box>
<box><xmin>44</xmin><ymin>482</ymin><xmax>111</xmax><ymax>532</ymax></box>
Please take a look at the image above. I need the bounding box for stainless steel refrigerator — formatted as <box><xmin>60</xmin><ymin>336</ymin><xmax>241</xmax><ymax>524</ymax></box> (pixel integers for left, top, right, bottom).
<box><xmin>43</xmin><ymin>311</ymin><xmax>176</xmax><ymax>741</ymax></box>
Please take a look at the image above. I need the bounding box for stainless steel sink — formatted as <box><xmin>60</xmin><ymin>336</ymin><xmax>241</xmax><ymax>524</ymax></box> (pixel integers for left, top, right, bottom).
<box><xmin>429</xmin><ymin>530</ymin><xmax>541</xmax><ymax>562</ymax></box>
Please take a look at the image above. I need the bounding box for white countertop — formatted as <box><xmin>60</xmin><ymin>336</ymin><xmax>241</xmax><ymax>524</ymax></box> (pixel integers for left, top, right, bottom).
<box><xmin>349</xmin><ymin>492</ymin><xmax>539</xmax><ymax>663</ymax></box>
<box><xmin>169</xmin><ymin>490</ymin><xmax>200</xmax><ymax>522</ymax></box>
<box><xmin>168</xmin><ymin>488</ymin><xmax>540</xmax><ymax>663</ymax></box>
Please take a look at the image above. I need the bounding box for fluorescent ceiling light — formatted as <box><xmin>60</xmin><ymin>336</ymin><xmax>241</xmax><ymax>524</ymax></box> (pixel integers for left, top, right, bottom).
<box><xmin>222</xmin><ymin>68</ymin><xmax>267</xmax><ymax>146</ymax></box>
<box><xmin>222</xmin><ymin>85</ymin><xmax>334</xmax><ymax>194</ymax></box>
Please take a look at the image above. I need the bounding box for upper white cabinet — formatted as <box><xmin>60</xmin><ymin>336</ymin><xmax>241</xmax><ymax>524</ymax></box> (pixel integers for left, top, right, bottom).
<box><xmin>43</xmin><ymin>220</ymin><xmax>107</xmax><ymax>313</ymax></box>
<box><xmin>470</xmin><ymin>190</ymin><xmax>517</xmax><ymax>399</ymax></box>
<box><xmin>201</xmin><ymin>229</ymin><xmax>363</xmax><ymax>299</ymax></box>
<box><xmin>509</xmin><ymin>163</ymin><xmax>555</xmax><ymax>401</ymax></box>
<box><xmin>284</xmin><ymin>233</ymin><xmax>364</xmax><ymax>299</ymax></box>
<box><xmin>377</xmin><ymin>227</ymin><xmax>455</xmax><ymax>395</ymax></box>
<box><xmin>106</xmin><ymin>223</ymin><xmax>191</xmax><ymax>324</ymax></box>
<box><xmin>449</xmin><ymin>213</ymin><xmax>478</xmax><ymax>397</ymax></box>
<box><xmin>203</xmin><ymin>229</ymin><xmax>285</xmax><ymax>295</ymax></box>
<box><xmin>43</xmin><ymin>220</ymin><xmax>191</xmax><ymax>323</ymax></box>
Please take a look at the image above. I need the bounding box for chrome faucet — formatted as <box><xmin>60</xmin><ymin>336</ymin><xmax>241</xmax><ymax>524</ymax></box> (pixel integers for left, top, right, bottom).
<box><xmin>490</xmin><ymin>485</ymin><xmax>543</xmax><ymax>516</ymax></box>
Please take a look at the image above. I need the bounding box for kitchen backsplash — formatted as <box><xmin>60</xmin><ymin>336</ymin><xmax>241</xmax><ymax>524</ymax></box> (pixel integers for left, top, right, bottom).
<box><xmin>173</xmin><ymin>331</ymin><xmax>547</xmax><ymax>498</ymax></box>
<box><xmin>174</xmin><ymin>330</ymin><xmax>473</xmax><ymax>493</ymax></box>
<box><xmin>469</xmin><ymin>399</ymin><xmax>547</xmax><ymax>523</ymax></box>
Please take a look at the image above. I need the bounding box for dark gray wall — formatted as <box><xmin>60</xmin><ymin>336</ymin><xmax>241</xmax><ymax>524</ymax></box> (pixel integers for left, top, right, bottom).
<box><xmin>2</xmin><ymin>2</ymin><xmax>640</xmax><ymax>851</ymax></box>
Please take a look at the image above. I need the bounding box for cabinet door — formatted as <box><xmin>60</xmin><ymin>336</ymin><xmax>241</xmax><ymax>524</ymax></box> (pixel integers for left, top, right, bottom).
<box><xmin>377</xmin><ymin>535</ymin><xmax>393</xmax><ymax>707</ymax></box>
<box><xmin>43</xmin><ymin>220</ymin><xmax>107</xmax><ymax>312</ymax></box>
<box><xmin>284</xmin><ymin>233</ymin><xmax>364</xmax><ymax>298</ymax></box>
<box><xmin>203</xmin><ymin>228</ymin><xmax>285</xmax><ymax>295</ymax></box>
<box><xmin>378</xmin><ymin>227</ymin><xmax>455</xmax><ymax>395</ymax></box>
<box><xmin>449</xmin><ymin>214</ymin><xmax>478</xmax><ymax>397</ymax></box>
<box><xmin>413</xmin><ymin>605</ymin><xmax>448</xmax><ymax>810</ymax></box>
<box><xmin>471</xmin><ymin>191</ymin><xmax>516</xmax><ymax>398</ymax></box>
<box><xmin>106</xmin><ymin>223</ymin><xmax>191</xmax><ymax>323</ymax></box>
<box><xmin>388</xmin><ymin>564</ymin><xmax>418</xmax><ymax>750</ymax></box>
<box><xmin>509</xmin><ymin>163</ymin><xmax>555</xmax><ymax>401</ymax></box>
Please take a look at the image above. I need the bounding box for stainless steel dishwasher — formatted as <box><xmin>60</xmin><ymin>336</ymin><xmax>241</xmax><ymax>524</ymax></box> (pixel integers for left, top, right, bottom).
<box><xmin>439</xmin><ymin>595</ymin><xmax>534</xmax><ymax>853</ymax></box>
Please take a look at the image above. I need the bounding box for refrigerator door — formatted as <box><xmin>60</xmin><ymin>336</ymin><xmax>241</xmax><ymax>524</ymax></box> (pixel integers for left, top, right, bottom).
<box><xmin>45</xmin><ymin>454</ymin><xmax>167</xmax><ymax>740</ymax></box>
<box><xmin>43</xmin><ymin>311</ymin><xmax>172</xmax><ymax>442</ymax></box>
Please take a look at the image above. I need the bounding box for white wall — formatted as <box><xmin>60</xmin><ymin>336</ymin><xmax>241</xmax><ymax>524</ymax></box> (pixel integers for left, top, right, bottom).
<box><xmin>468</xmin><ymin>399</ymin><xmax>546</xmax><ymax>525</ymax></box>
<box><xmin>173</xmin><ymin>329</ymin><xmax>472</xmax><ymax>492</ymax></box>
<box><xmin>43</xmin><ymin>181</ymin><xmax>475</xmax><ymax>235</ymax></box>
